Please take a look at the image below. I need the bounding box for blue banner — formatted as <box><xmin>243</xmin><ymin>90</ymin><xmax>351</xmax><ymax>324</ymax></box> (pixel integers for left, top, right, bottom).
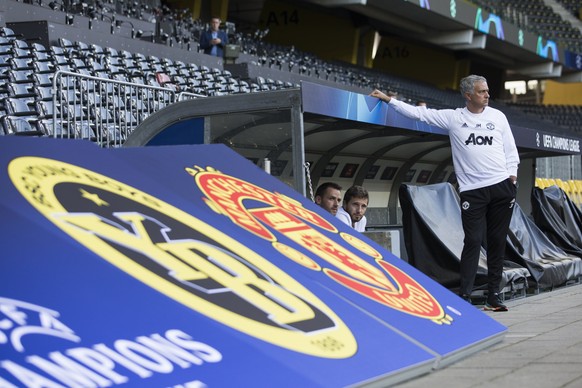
<box><xmin>564</xmin><ymin>50</ymin><xmax>582</xmax><ymax>70</ymax></box>
<box><xmin>0</xmin><ymin>137</ymin><xmax>506</xmax><ymax>387</ymax></box>
<box><xmin>301</xmin><ymin>82</ymin><xmax>581</xmax><ymax>156</ymax></box>
<box><xmin>301</xmin><ymin>82</ymin><xmax>447</xmax><ymax>135</ymax></box>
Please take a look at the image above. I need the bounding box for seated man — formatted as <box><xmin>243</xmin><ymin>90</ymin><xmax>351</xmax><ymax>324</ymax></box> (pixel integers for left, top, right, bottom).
<box><xmin>336</xmin><ymin>185</ymin><xmax>368</xmax><ymax>232</ymax></box>
<box><xmin>314</xmin><ymin>182</ymin><xmax>342</xmax><ymax>215</ymax></box>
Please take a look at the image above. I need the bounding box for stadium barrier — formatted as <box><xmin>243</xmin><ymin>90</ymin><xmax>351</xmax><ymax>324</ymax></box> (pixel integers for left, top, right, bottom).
<box><xmin>51</xmin><ymin>70</ymin><xmax>201</xmax><ymax>147</ymax></box>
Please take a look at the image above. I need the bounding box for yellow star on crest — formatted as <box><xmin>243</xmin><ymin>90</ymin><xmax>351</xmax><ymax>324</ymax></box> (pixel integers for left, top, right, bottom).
<box><xmin>80</xmin><ymin>189</ymin><xmax>109</xmax><ymax>206</ymax></box>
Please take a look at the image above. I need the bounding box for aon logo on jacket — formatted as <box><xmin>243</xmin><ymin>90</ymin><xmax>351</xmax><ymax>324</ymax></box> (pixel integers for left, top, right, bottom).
<box><xmin>465</xmin><ymin>133</ymin><xmax>493</xmax><ymax>145</ymax></box>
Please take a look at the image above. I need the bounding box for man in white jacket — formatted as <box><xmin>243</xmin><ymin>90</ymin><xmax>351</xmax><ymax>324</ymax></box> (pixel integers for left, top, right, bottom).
<box><xmin>371</xmin><ymin>75</ymin><xmax>519</xmax><ymax>311</ymax></box>
<box><xmin>336</xmin><ymin>185</ymin><xmax>368</xmax><ymax>232</ymax></box>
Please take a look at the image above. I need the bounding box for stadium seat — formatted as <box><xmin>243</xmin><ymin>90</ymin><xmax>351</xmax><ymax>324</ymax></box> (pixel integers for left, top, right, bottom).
<box><xmin>51</xmin><ymin>53</ymin><xmax>70</xmax><ymax>68</ymax></box>
<box><xmin>7</xmin><ymin>83</ymin><xmax>35</xmax><ymax>98</ymax></box>
<box><xmin>33</xmin><ymin>72</ymin><xmax>54</xmax><ymax>87</ymax></box>
<box><xmin>12</xmin><ymin>47</ymin><xmax>33</xmax><ymax>59</ymax></box>
<box><xmin>4</xmin><ymin>97</ymin><xmax>38</xmax><ymax>117</ymax></box>
<box><xmin>91</xmin><ymin>44</ymin><xmax>105</xmax><ymax>58</ymax></box>
<box><xmin>37</xmin><ymin>118</ymin><xmax>69</xmax><ymax>137</ymax></box>
<box><xmin>33</xmin><ymin>85</ymin><xmax>52</xmax><ymax>102</ymax></box>
<box><xmin>8</xmin><ymin>69</ymin><xmax>33</xmax><ymax>84</ymax></box>
<box><xmin>70</xmin><ymin>57</ymin><xmax>92</xmax><ymax>75</ymax></box>
<box><xmin>58</xmin><ymin>38</ymin><xmax>76</xmax><ymax>55</ymax></box>
<box><xmin>9</xmin><ymin>56</ymin><xmax>33</xmax><ymax>71</ymax></box>
<box><xmin>1</xmin><ymin>116</ymin><xmax>41</xmax><ymax>136</ymax></box>
<box><xmin>11</xmin><ymin>39</ymin><xmax>29</xmax><ymax>52</ymax></box>
<box><xmin>104</xmin><ymin>46</ymin><xmax>122</xmax><ymax>59</ymax></box>
<box><xmin>0</xmin><ymin>37</ymin><xmax>11</xmax><ymax>51</ymax></box>
<box><xmin>36</xmin><ymin>100</ymin><xmax>57</xmax><ymax>118</ymax></box>
<box><xmin>65</xmin><ymin>102</ymin><xmax>86</xmax><ymax>121</ymax></box>
<box><xmin>567</xmin><ymin>180</ymin><xmax>582</xmax><ymax>207</ymax></box>
<box><xmin>117</xmin><ymin>110</ymin><xmax>138</xmax><ymax>129</ymax></box>
<box><xmin>237</xmin><ymin>80</ymin><xmax>250</xmax><ymax>94</ymax></box>
<box><xmin>88</xmin><ymin>60</ymin><xmax>109</xmax><ymax>78</ymax></box>
<box><xmin>33</xmin><ymin>60</ymin><xmax>55</xmax><ymax>74</ymax></box>
<box><xmin>0</xmin><ymin>26</ymin><xmax>19</xmax><ymax>39</ymax></box>
<box><xmin>0</xmin><ymin>54</ymin><xmax>9</xmax><ymax>70</ymax></box>
<box><xmin>72</xmin><ymin>121</ymin><xmax>97</xmax><ymax>142</ymax></box>
<box><xmin>31</xmin><ymin>42</ymin><xmax>50</xmax><ymax>54</ymax></box>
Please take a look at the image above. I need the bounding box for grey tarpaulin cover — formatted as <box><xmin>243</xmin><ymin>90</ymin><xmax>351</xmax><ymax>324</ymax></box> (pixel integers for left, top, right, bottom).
<box><xmin>399</xmin><ymin>182</ymin><xmax>528</xmax><ymax>294</ymax></box>
<box><xmin>506</xmin><ymin>201</ymin><xmax>582</xmax><ymax>289</ymax></box>
<box><xmin>531</xmin><ymin>185</ymin><xmax>582</xmax><ymax>258</ymax></box>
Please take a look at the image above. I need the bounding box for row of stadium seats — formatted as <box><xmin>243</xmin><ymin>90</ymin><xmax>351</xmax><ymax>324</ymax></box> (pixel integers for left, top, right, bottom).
<box><xmin>558</xmin><ymin>0</ymin><xmax>582</xmax><ymax>18</ymax></box>
<box><xmin>507</xmin><ymin>102</ymin><xmax>582</xmax><ymax>134</ymax></box>
<box><xmin>56</xmin><ymin>37</ymin><xmax>296</xmax><ymax>94</ymax></box>
<box><xmin>0</xmin><ymin>29</ymin><xmax>298</xmax><ymax>139</ymax></box>
<box><xmin>468</xmin><ymin>0</ymin><xmax>582</xmax><ymax>53</ymax></box>
<box><xmin>19</xmin><ymin>0</ymin><xmax>582</xmax><ymax>57</ymax></box>
<box><xmin>33</xmin><ymin>0</ymin><xmax>161</xmax><ymax>24</ymax></box>
<box><xmin>5</xmin><ymin>0</ymin><xmax>579</xmax><ymax>104</ymax></box>
<box><xmin>0</xmin><ymin>33</ymin><xmax>578</xmax><ymax>144</ymax></box>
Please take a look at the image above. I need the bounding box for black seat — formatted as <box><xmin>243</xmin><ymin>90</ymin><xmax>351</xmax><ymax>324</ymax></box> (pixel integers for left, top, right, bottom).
<box><xmin>33</xmin><ymin>73</ymin><xmax>54</xmax><ymax>87</ymax></box>
<box><xmin>33</xmin><ymin>60</ymin><xmax>55</xmax><ymax>74</ymax></box>
<box><xmin>8</xmin><ymin>69</ymin><xmax>33</xmax><ymax>84</ymax></box>
<box><xmin>9</xmin><ymin>57</ymin><xmax>33</xmax><ymax>71</ymax></box>
<box><xmin>1</xmin><ymin>116</ymin><xmax>42</xmax><ymax>136</ymax></box>
<box><xmin>0</xmin><ymin>27</ymin><xmax>19</xmax><ymax>40</ymax></box>
<box><xmin>37</xmin><ymin>118</ymin><xmax>70</xmax><ymax>137</ymax></box>
<box><xmin>4</xmin><ymin>97</ymin><xmax>38</xmax><ymax>117</ymax></box>
<box><xmin>0</xmin><ymin>37</ymin><xmax>11</xmax><ymax>51</ymax></box>
<box><xmin>58</xmin><ymin>38</ymin><xmax>75</xmax><ymax>55</ymax></box>
<box><xmin>7</xmin><ymin>83</ymin><xmax>35</xmax><ymax>98</ymax></box>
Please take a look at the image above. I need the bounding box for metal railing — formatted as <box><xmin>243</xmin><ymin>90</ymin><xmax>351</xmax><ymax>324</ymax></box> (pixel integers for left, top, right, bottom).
<box><xmin>52</xmin><ymin>71</ymin><xmax>201</xmax><ymax>147</ymax></box>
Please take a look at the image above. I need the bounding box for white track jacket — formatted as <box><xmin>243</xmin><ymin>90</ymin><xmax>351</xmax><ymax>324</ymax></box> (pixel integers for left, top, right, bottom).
<box><xmin>388</xmin><ymin>99</ymin><xmax>520</xmax><ymax>192</ymax></box>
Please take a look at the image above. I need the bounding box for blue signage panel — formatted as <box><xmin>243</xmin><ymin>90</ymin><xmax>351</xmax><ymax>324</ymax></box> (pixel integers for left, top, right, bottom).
<box><xmin>1</xmin><ymin>137</ymin><xmax>506</xmax><ymax>387</ymax></box>
<box><xmin>564</xmin><ymin>50</ymin><xmax>582</xmax><ymax>70</ymax></box>
<box><xmin>301</xmin><ymin>82</ymin><xmax>582</xmax><ymax>156</ymax></box>
<box><xmin>301</xmin><ymin>82</ymin><xmax>447</xmax><ymax>135</ymax></box>
<box><xmin>511</xmin><ymin>126</ymin><xmax>581</xmax><ymax>155</ymax></box>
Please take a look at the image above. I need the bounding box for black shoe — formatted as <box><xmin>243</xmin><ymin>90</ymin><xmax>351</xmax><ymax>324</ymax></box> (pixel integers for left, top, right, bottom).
<box><xmin>484</xmin><ymin>293</ymin><xmax>508</xmax><ymax>311</ymax></box>
<box><xmin>460</xmin><ymin>294</ymin><xmax>472</xmax><ymax>304</ymax></box>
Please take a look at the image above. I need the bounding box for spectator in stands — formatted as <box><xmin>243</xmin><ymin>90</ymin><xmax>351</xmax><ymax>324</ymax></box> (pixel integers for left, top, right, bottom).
<box><xmin>336</xmin><ymin>185</ymin><xmax>368</xmax><ymax>232</ymax></box>
<box><xmin>370</xmin><ymin>74</ymin><xmax>519</xmax><ymax>312</ymax></box>
<box><xmin>199</xmin><ymin>17</ymin><xmax>228</xmax><ymax>57</ymax></box>
<box><xmin>314</xmin><ymin>182</ymin><xmax>342</xmax><ymax>215</ymax></box>
<box><xmin>416</xmin><ymin>100</ymin><xmax>427</xmax><ymax>107</ymax></box>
